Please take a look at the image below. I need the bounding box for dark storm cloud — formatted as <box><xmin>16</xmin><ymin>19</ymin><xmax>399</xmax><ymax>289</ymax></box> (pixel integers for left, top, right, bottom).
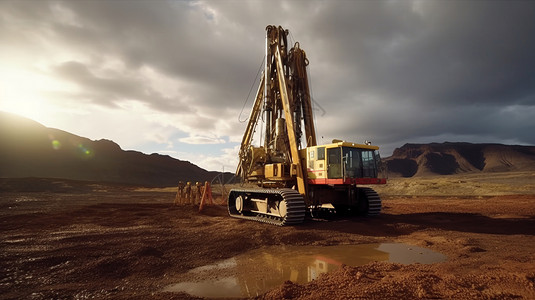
<box><xmin>1</xmin><ymin>0</ymin><xmax>535</xmax><ymax>154</ymax></box>
<box><xmin>301</xmin><ymin>1</ymin><xmax>535</xmax><ymax>106</ymax></box>
<box><xmin>52</xmin><ymin>60</ymin><xmax>192</xmax><ymax>113</ymax></box>
<box><xmin>50</xmin><ymin>0</ymin><xmax>261</xmax><ymax>108</ymax></box>
<box><xmin>287</xmin><ymin>1</ymin><xmax>535</xmax><ymax>152</ymax></box>
<box><xmin>1</xmin><ymin>0</ymin><xmax>260</xmax><ymax>111</ymax></box>
<box><xmin>373</xmin><ymin>1</ymin><xmax>535</xmax><ymax>106</ymax></box>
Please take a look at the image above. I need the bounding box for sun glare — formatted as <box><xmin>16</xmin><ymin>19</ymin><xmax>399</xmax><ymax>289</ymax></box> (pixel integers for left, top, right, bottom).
<box><xmin>0</xmin><ymin>66</ymin><xmax>64</xmax><ymax>124</ymax></box>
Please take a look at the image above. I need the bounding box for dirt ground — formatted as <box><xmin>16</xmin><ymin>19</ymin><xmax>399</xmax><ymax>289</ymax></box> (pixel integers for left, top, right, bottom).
<box><xmin>1</xmin><ymin>177</ymin><xmax>535</xmax><ymax>299</ymax></box>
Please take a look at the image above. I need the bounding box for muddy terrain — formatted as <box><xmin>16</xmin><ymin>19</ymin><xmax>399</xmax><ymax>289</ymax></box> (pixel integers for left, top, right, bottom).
<box><xmin>1</xmin><ymin>176</ymin><xmax>534</xmax><ymax>299</ymax></box>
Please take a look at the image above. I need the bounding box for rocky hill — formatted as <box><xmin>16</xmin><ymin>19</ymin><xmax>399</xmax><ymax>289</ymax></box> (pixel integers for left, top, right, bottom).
<box><xmin>0</xmin><ymin>111</ymin><xmax>232</xmax><ymax>186</ymax></box>
<box><xmin>385</xmin><ymin>142</ymin><xmax>535</xmax><ymax>177</ymax></box>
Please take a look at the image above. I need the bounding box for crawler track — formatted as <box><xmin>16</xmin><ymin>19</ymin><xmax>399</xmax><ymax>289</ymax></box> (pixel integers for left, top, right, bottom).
<box><xmin>228</xmin><ymin>188</ymin><xmax>306</xmax><ymax>226</ymax></box>
<box><xmin>360</xmin><ymin>187</ymin><xmax>382</xmax><ymax>216</ymax></box>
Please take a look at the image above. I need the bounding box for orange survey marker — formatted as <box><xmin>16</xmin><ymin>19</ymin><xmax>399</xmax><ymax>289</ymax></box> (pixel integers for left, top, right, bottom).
<box><xmin>198</xmin><ymin>181</ymin><xmax>213</xmax><ymax>212</ymax></box>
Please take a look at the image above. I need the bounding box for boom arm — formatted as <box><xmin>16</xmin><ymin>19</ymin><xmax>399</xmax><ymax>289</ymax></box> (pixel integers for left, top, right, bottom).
<box><xmin>274</xmin><ymin>45</ymin><xmax>306</xmax><ymax>194</ymax></box>
<box><xmin>236</xmin><ymin>25</ymin><xmax>317</xmax><ymax>197</ymax></box>
<box><xmin>236</xmin><ymin>75</ymin><xmax>265</xmax><ymax>180</ymax></box>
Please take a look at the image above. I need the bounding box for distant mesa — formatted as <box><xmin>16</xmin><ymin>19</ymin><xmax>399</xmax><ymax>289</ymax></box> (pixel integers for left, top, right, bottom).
<box><xmin>0</xmin><ymin>111</ymin><xmax>233</xmax><ymax>187</ymax></box>
<box><xmin>385</xmin><ymin>142</ymin><xmax>535</xmax><ymax>177</ymax></box>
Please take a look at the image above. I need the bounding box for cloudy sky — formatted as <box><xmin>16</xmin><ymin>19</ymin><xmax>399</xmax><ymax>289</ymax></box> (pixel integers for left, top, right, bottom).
<box><xmin>1</xmin><ymin>0</ymin><xmax>535</xmax><ymax>171</ymax></box>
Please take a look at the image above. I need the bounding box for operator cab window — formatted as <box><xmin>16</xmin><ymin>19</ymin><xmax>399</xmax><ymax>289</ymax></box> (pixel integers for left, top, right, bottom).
<box><xmin>361</xmin><ymin>150</ymin><xmax>377</xmax><ymax>177</ymax></box>
<box><xmin>317</xmin><ymin>147</ymin><xmax>325</xmax><ymax>160</ymax></box>
<box><xmin>342</xmin><ymin>147</ymin><xmax>362</xmax><ymax>178</ymax></box>
<box><xmin>327</xmin><ymin>147</ymin><xmax>342</xmax><ymax>178</ymax></box>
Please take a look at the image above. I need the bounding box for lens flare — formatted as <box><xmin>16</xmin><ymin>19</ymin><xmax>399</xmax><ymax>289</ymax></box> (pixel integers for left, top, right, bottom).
<box><xmin>51</xmin><ymin>140</ymin><xmax>61</xmax><ymax>150</ymax></box>
<box><xmin>77</xmin><ymin>144</ymin><xmax>94</xmax><ymax>159</ymax></box>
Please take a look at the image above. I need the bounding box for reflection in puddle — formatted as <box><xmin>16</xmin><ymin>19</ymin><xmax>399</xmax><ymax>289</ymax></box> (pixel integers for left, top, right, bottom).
<box><xmin>163</xmin><ymin>243</ymin><xmax>446</xmax><ymax>298</ymax></box>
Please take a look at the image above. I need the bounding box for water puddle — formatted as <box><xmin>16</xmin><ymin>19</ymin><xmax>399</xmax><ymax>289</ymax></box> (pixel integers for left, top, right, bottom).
<box><xmin>163</xmin><ymin>243</ymin><xmax>446</xmax><ymax>298</ymax></box>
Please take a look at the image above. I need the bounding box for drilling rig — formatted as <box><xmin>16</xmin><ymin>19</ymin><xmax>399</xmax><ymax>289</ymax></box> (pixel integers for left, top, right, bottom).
<box><xmin>229</xmin><ymin>25</ymin><xmax>386</xmax><ymax>225</ymax></box>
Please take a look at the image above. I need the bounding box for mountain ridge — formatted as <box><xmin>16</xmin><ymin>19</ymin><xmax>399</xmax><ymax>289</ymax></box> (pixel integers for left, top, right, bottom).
<box><xmin>0</xmin><ymin>111</ymin><xmax>231</xmax><ymax>187</ymax></box>
<box><xmin>2</xmin><ymin>111</ymin><xmax>534</xmax><ymax>183</ymax></box>
<box><xmin>385</xmin><ymin>142</ymin><xmax>535</xmax><ymax>177</ymax></box>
